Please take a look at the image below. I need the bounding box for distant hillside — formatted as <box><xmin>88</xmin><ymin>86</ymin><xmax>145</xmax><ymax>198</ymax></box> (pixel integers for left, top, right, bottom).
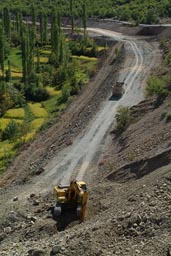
<box><xmin>1</xmin><ymin>0</ymin><xmax>171</xmax><ymax>24</ymax></box>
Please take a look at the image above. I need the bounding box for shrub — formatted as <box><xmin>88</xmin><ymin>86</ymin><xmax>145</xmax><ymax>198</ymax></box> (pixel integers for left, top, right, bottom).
<box><xmin>61</xmin><ymin>83</ymin><xmax>72</xmax><ymax>103</ymax></box>
<box><xmin>25</xmin><ymin>84</ymin><xmax>50</xmax><ymax>102</ymax></box>
<box><xmin>114</xmin><ymin>106</ymin><xmax>130</xmax><ymax>135</ymax></box>
<box><xmin>2</xmin><ymin>120</ymin><xmax>20</xmax><ymax>141</ymax></box>
<box><xmin>146</xmin><ymin>76</ymin><xmax>168</xmax><ymax>97</ymax></box>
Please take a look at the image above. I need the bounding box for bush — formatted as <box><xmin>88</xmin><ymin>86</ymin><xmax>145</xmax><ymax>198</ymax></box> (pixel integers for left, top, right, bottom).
<box><xmin>61</xmin><ymin>83</ymin><xmax>72</xmax><ymax>103</ymax></box>
<box><xmin>2</xmin><ymin>120</ymin><xmax>20</xmax><ymax>141</ymax></box>
<box><xmin>10</xmin><ymin>32</ymin><xmax>21</xmax><ymax>47</ymax></box>
<box><xmin>25</xmin><ymin>85</ymin><xmax>50</xmax><ymax>102</ymax></box>
<box><xmin>146</xmin><ymin>76</ymin><xmax>168</xmax><ymax>97</ymax></box>
<box><xmin>114</xmin><ymin>106</ymin><xmax>130</xmax><ymax>135</ymax></box>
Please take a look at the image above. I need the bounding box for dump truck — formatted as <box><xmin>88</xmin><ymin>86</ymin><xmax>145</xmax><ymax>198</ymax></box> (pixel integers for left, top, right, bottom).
<box><xmin>53</xmin><ymin>180</ymin><xmax>88</xmax><ymax>222</ymax></box>
<box><xmin>112</xmin><ymin>81</ymin><xmax>125</xmax><ymax>98</ymax></box>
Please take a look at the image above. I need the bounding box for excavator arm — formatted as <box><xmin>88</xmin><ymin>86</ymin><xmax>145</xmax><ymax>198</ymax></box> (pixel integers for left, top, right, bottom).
<box><xmin>53</xmin><ymin>180</ymin><xmax>88</xmax><ymax>222</ymax></box>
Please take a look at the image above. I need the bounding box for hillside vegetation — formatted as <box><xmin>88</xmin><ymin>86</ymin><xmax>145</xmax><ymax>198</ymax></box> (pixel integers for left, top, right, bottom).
<box><xmin>0</xmin><ymin>5</ymin><xmax>107</xmax><ymax>173</ymax></box>
<box><xmin>1</xmin><ymin>0</ymin><xmax>171</xmax><ymax>24</ymax></box>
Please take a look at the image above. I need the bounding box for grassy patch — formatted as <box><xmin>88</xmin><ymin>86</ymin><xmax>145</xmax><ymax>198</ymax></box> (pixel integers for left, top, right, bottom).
<box><xmin>0</xmin><ymin>140</ymin><xmax>15</xmax><ymax>173</ymax></box>
<box><xmin>39</xmin><ymin>49</ymin><xmax>51</xmax><ymax>55</ymax></box>
<box><xmin>43</xmin><ymin>95</ymin><xmax>60</xmax><ymax>114</ymax></box>
<box><xmin>30</xmin><ymin>118</ymin><xmax>45</xmax><ymax>130</ymax></box>
<box><xmin>0</xmin><ymin>119</ymin><xmax>11</xmax><ymax>131</ymax></box>
<box><xmin>6</xmin><ymin>48</ymin><xmax>22</xmax><ymax>69</ymax></box>
<box><xmin>22</xmin><ymin>131</ymin><xmax>36</xmax><ymax>142</ymax></box>
<box><xmin>97</xmin><ymin>46</ymin><xmax>108</xmax><ymax>51</ymax></box>
<box><xmin>86</xmin><ymin>46</ymin><xmax>107</xmax><ymax>52</ymax></box>
<box><xmin>28</xmin><ymin>103</ymin><xmax>48</xmax><ymax>118</ymax></box>
<box><xmin>4</xmin><ymin>108</ymin><xmax>25</xmax><ymax>119</ymax></box>
<box><xmin>34</xmin><ymin>56</ymin><xmax>48</xmax><ymax>63</ymax></box>
<box><xmin>72</xmin><ymin>55</ymin><xmax>98</xmax><ymax>61</ymax></box>
<box><xmin>11</xmin><ymin>71</ymin><xmax>22</xmax><ymax>78</ymax></box>
<box><xmin>46</xmin><ymin>86</ymin><xmax>61</xmax><ymax>97</ymax></box>
<box><xmin>0</xmin><ymin>118</ymin><xmax>23</xmax><ymax>131</ymax></box>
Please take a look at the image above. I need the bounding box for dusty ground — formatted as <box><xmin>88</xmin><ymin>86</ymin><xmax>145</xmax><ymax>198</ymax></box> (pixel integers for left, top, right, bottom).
<box><xmin>0</xmin><ymin>39</ymin><xmax>121</xmax><ymax>187</ymax></box>
<box><xmin>1</xmin><ymin>98</ymin><xmax>171</xmax><ymax>256</ymax></box>
<box><xmin>1</xmin><ymin>21</ymin><xmax>171</xmax><ymax>256</ymax></box>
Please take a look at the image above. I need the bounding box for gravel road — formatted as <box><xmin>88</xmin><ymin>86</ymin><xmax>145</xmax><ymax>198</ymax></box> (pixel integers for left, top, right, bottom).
<box><xmin>14</xmin><ymin>29</ymin><xmax>161</xmax><ymax>198</ymax></box>
<box><xmin>0</xmin><ymin>27</ymin><xmax>163</xmax><ymax>256</ymax></box>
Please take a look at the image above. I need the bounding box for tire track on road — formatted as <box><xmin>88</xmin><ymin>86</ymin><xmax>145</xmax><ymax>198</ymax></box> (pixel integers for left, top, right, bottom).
<box><xmin>10</xmin><ymin>29</ymin><xmax>160</xmax><ymax>198</ymax></box>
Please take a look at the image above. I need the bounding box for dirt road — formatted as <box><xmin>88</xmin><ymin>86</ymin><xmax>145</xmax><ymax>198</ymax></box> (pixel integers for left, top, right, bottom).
<box><xmin>0</xmin><ymin>27</ymin><xmax>163</xmax><ymax>255</ymax></box>
<box><xmin>12</xmin><ymin>29</ymin><xmax>161</xmax><ymax>199</ymax></box>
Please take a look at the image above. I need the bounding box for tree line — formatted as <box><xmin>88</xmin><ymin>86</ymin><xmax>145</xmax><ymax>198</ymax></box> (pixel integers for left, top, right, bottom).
<box><xmin>0</xmin><ymin>2</ymin><xmax>97</xmax><ymax>117</ymax></box>
<box><xmin>0</xmin><ymin>0</ymin><xmax>171</xmax><ymax>24</ymax></box>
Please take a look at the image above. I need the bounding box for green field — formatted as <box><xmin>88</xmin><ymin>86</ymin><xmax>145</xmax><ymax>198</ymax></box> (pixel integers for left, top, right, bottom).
<box><xmin>0</xmin><ymin>18</ymin><xmax>108</xmax><ymax>174</ymax></box>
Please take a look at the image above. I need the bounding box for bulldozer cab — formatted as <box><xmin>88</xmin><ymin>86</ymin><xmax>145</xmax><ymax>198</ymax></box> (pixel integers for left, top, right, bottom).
<box><xmin>53</xmin><ymin>180</ymin><xmax>88</xmax><ymax>223</ymax></box>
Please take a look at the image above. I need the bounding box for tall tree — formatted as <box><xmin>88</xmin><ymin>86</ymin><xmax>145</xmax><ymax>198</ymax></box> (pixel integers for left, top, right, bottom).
<box><xmin>31</xmin><ymin>5</ymin><xmax>36</xmax><ymax>30</ymax></box>
<box><xmin>70</xmin><ymin>0</ymin><xmax>74</xmax><ymax>33</ymax></box>
<box><xmin>82</xmin><ymin>3</ymin><xmax>87</xmax><ymax>37</ymax></box>
<box><xmin>6</xmin><ymin>60</ymin><xmax>11</xmax><ymax>82</ymax></box>
<box><xmin>36</xmin><ymin>47</ymin><xmax>40</xmax><ymax>73</ymax></box>
<box><xmin>0</xmin><ymin>26</ymin><xmax>5</xmax><ymax>78</ymax></box>
<box><xmin>31</xmin><ymin>5</ymin><xmax>36</xmax><ymax>42</ymax></box>
<box><xmin>3</xmin><ymin>7</ymin><xmax>10</xmax><ymax>39</ymax></box>
<box><xmin>21</xmin><ymin>27</ymin><xmax>28</xmax><ymax>84</ymax></box>
<box><xmin>21</xmin><ymin>26</ymin><xmax>34</xmax><ymax>84</ymax></box>
<box><xmin>43</xmin><ymin>13</ymin><xmax>48</xmax><ymax>44</ymax></box>
<box><xmin>40</xmin><ymin>11</ymin><xmax>48</xmax><ymax>45</ymax></box>
<box><xmin>40</xmin><ymin>11</ymin><xmax>44</xmax><ymax>45</ymax></box>
<box><xmin>51</xmin><ymin>8</ymin><xmax>57</xmax><ymax>49</ymax></box>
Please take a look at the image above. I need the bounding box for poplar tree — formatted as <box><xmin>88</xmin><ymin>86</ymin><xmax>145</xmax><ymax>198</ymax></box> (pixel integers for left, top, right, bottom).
<box><xmin>70</xmin><ymin>0</ymin><xmax>74</xmax><ymax>33</ymax></box>
<box><xmin>21</xmin><ymin>28</ymin><xmax>28</xmax><ymax>84</ymax></box>
<box><xmin>82</xmin><ymin>3</ymin><xmax>87</xmax><ymax>37</ymax></box>
<box><xmin>40</xmin><ymin>11</ymin><xmax>44</xmax><ymax>45</ymax></box>
<box><xmin>39</xmin><ymin>11</ymin><xmax>48</xmax><ymax>45</ymax></box>
<box><xmin>31</xmin><ymin>5</ymin><xmax>36</xmax><ymax>30</ymax></box>
<box><xmin>3</xmin><ymin>8</ymin><xmax>10</xmax><ymax>39</ymax></box>
<box><xmin>15</xmin><ymin>10</ymin><xmax>20</xmax><ymax>33</ymax></box>
<box><xmin>43</xmin><ymin>13</ymin><xmax>48</xmax><ymax>44</ymax></box>
<box><xmin>31</xmin><ymin>5</ymin><xmax>36</xmax><ymax>42</ymax></box>
<box><xmin>6</xmin><ymin>60</ymin><xmax>11</xmax><ymax>82</ymax></box>
<box><xmin>0</xmin><ymin>26</ymin><xmax>5</xmax><ymax>78</ymax></box>
<box><xmin>36</xmin><ymin>47</ymin><xmax>40</xmax><ymax>73</ymax></box>
<box><xmin>51</xmin><ymin>9</ymin><xmax>57</xmax><ymax>49</ymax></box>
<box><xmin>21</xmin><ymin>26</ymin><xmax>34</xmax><ymax>84</ymax></box>
<box><xmin>28</xmin><ymin>28</ymin><xmax>34</xmax><ymax>76</ymax></box>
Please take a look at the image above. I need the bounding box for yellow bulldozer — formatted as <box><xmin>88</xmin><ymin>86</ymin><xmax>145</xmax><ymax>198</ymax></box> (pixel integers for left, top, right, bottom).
<box><xmin>53</xmin><ymin>180</ymin><xmax>88</xmax><ymax>222</ymax></box>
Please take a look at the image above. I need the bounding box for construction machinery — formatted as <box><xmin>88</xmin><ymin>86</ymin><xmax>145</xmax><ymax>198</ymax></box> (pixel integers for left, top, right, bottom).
<box><xmin>112</xmin><ymin>81</ymin><xmax>125</xmax><ymax>98</ymax></box>
<box><xmin>53</xmin><ymin>180</ymin><xmax>88</xmax><ymax>222</ymax></box>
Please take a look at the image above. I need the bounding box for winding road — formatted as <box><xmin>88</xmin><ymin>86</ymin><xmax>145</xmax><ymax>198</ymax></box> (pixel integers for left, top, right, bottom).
<box><xmin>20</xmin><ymin>28</ymin><xmax>161</xmax><ymax>196</ymax></box>
<box><xmin>2</xmin><ymin>28</ymin><xmax>161</xmax><ymax>200</ymax></box>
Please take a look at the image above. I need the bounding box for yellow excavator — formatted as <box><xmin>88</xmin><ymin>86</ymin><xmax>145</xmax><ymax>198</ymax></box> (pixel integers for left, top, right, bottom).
<box><xmin>53</xmin><ymin>180</ymin><xmax>88</xmax><ymax>222</ymax></box>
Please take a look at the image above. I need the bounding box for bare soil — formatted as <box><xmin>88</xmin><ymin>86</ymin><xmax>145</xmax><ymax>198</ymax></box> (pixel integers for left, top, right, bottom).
<box><xmin>0</xmin><ymin>40</ymin><xmax>122</xmax><ymax>187</ymax></box>
<box><xmin>1</xmin><ymin>21</ymin><xmax>171</xmax><ymax>256</ymax></box>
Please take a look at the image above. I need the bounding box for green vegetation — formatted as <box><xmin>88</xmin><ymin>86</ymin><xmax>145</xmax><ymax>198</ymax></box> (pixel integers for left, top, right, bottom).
<box><xmin>0</xmin><ymin>5</ymin><xmax>106</xmax><ymax>173</ymax></box>
<box><xmin>2</xmin><ymin>120</ymin><xmax>20</xmax><ymax>141</ymax></box>
<box><xmin>114</xmin><ymin>106</ymin><xmax>130</xmax><ymax>135</ymax></box>
<box><xmin>0</xmin><ymin>0</ymin><xmax>170</xmax><ymax>24</ymax></box>
<box><xmin>146</xmin><ymin>40</ymin><xmax>171</xmax><ymax>99</ymax></box>
<box><xmin>28</xmin><ymin>103</ymin><xmax>48</xmax><ymax>118</ymax></box>
<box><xmin>4</xmin><ymin>108</ymin><xmax>25</xmax><ymax>119</ymax></box>
<box><xmin>146</xmin><ymin>76</ymin><xmax>168</xmax><ymax>97</ymax></box>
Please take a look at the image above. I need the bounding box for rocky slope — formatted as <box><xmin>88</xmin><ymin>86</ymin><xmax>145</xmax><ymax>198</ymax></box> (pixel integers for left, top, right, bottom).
<box><xmin>1</xmin><ymin>22</ymin><xmax>171</xmax><ymax>256</ymax></box>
